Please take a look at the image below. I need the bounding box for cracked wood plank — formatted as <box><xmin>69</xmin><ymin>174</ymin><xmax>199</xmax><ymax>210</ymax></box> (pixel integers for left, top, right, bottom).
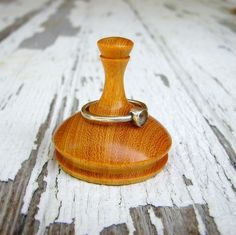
<box><xmin>0</xmin><ymin>0</ymin><xmax>235</xmax><ymax>234</ymax></box>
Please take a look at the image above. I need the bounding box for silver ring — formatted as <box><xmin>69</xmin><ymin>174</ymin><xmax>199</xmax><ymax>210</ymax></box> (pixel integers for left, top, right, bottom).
<box><xmin>81</xmin><ymin>99</ymin><xmax>148</xmax><ymax>127</ymax></box>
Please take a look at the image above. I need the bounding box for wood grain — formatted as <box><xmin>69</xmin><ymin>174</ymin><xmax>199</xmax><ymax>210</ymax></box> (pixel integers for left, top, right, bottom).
<box><xmin>53</xmin><ymin>37</ymin><xmax>172</xmax><ymax>185</ymax></box>
<box><xmin>0</xmin><ymin>0</ymin><xmax>235</xmax><ymax>234</ymax></box>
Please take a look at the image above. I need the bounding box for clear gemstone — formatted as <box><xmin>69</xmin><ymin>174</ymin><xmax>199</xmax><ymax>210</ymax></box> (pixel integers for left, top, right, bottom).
<box><xmin>130</xmin><ymin>108</ymin><xmax>148</xmax><ymax>127</ymax></box>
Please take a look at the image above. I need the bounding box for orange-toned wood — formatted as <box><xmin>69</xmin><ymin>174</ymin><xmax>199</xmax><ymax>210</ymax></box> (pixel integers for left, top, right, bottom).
<box><xmin>53</xmin><ymin>37</ymin><xmax>172</xmax><ymax>185</ymax></box>
<box><xmin>90</xmin><ymin>37</ymin><xmax>134</xmax><ymax>116</ymax></box>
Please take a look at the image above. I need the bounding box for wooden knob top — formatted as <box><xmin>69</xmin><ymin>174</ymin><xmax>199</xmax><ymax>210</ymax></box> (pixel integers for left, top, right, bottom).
<box><xmin>97</xmin><ymin>37</ymin><xmax>134</xmax><ymax>59</ymax></box>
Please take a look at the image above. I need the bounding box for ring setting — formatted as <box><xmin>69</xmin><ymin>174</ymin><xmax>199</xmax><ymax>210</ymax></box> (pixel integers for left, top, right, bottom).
<box><xmin>81</xmin><ymin>99</ymin><xmax>148</xmax><ymax>127</ymax></box>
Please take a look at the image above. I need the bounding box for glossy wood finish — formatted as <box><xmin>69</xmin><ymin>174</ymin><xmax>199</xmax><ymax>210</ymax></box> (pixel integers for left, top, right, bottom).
<box><xmin>90</xmin><ymin>37</ymin><xmax>134</xmax><ymax>116</ymax></box>
<box><xmin>1</xmin><ymin>0</ymin><xmax>236</xmax><ymax>233</ymax></box>
<box><xmin>53</xmin><ymin>37</ymin><xmax>172</xmax><ymax>185</ymax></box>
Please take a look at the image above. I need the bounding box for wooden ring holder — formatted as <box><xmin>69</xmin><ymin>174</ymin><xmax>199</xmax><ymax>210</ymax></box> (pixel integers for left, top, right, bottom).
<box><xmin>53</xmin><ymin>37</ymin><xmax>172</xmax><ymax>185</ymax></box>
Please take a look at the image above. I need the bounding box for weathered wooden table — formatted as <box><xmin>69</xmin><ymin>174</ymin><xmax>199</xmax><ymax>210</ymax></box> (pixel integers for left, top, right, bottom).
<box><xmin>0</xmin><ymin>0</ymin><xmax>236</xmax><ymax>234</ymax></box>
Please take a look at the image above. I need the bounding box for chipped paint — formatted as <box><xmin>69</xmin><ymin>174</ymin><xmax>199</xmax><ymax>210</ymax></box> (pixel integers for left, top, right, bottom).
<box><xmin>164</xmin><ymin>3</ymin><xmax>176</xmax><ymax>11</ymax></box>
<box><xmin>0</xmin><ymin>0</ymin><xmax>236</xmax><ymax>234</ymax></box>
<box><xmin>219</xmin><ymin>19</ymin><xmax>236</xmax><ymax>33</ymax></box>
<box><xmin>100</xmin><ymin>223</ymin><xmax>129</xmax><ymax>235</ymax></box>
<box><xmin>183</xmin><ymin>174</ymin><xmax>193</xmax><ymax>186</ymax></box>
<box><xmin>154</xmin><ymin>73</ymin><xmax>170</xmax><ymax>87</ymax></box>
<box><xmin>20</xmin><ymin>0</ymin><xmax>80</xmax><ymax>49</ymax></box>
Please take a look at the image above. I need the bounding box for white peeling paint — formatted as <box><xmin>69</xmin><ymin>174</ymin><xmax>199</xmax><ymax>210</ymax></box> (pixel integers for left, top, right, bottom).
<box><xmin>0</xmin><ymin>0</ymin><xmax>235</xmax><ymax>234</ymax></box>
<box><xmin>148</xmin><ymin>207</ymin><xmax>164</xmax><ymax>235</ymax></box>
<box><xmin>0</xmin><ymin>0</ymin><xmax>49</xmax><ymax>31</ymax></box>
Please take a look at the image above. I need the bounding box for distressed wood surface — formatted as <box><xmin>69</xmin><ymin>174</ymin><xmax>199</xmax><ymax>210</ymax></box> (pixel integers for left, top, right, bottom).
<box><xmin>0</xmin><ymin>0</ymin><xmax>235</xmax><ymax>234</ymax></box>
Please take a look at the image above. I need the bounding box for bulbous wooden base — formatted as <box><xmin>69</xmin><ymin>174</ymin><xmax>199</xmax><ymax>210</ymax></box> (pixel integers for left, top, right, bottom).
<box><xmin>53</xmin><ymin>112</ymin><xmax>172</xmax><ymax>185</ymax></box>
<box><xmin>55</xmin><ymin>151</ymin><xmax>168</xmax><ymax>185</ymax></box>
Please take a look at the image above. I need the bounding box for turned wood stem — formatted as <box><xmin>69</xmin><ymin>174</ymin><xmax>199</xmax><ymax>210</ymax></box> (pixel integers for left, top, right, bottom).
<box><xmin>98</xmin><ymin>57</ymin><xmax>129</xmax><ymax>112</ymax></box>
<box><xmin>89</xmin><ymin>37</ymin><xmax>134</xmax><ymax>116</ymax></box>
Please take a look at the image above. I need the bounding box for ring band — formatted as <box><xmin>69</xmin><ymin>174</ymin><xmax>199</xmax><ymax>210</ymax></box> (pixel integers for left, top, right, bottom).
<box><xmin>81</xmin><ymin>99</ymin><xmax>148</xmax><ymax>127</ymax></box>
